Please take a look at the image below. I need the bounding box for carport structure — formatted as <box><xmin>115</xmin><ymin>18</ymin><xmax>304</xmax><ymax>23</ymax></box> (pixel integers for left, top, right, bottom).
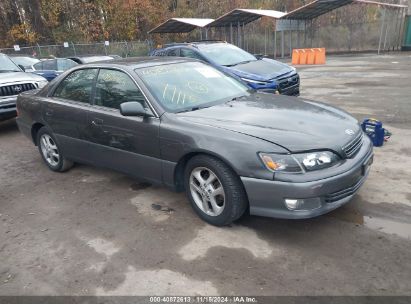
<box><xmin>148</xmin><ymin>18</ymin><xmax>214</xmax><ymax>39</ymax></box>
<box><xmin>205</xmin><ymin>9</ymin><xmax>286</xmax><ymax>50</ymax></box>
<box><xmin>148</xmin><ymin>0</ymin><xmax>407</xmax><ymax>57</ymax></box>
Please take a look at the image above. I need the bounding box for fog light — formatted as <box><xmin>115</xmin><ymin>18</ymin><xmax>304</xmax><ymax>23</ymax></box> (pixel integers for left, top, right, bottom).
<box><xmin>285</xmin><ymin>199</ymin><xmax>304</xmax><ymax>210</ymax></box>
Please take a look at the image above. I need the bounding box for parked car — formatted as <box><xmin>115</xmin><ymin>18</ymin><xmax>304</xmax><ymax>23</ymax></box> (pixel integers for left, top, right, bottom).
<box><xmin>68</xmin><ymin>55</ymin><xmax>116</xmax><ymax>64</ymax></box>
<box><xmin>10</xmin><ymin>56</ymin><xmax>40</xmax><ymax>72</ymax></box>
<box><xmin>0</xmin><ymin>53</ymin><xmax>48</xmax><ymax>121</ymax></box>
<box><xmin>151</xmin><ymin>41</ymin><xmax>300</xmax><ymax>96</ymax></box>
<box><xmin>16</xmin><ymin>57</ymin><xmax>373</xmax><ymax>226</ymax></box>
<box><xmin>31</xmin><ymin>58</ymin><xmax>78</xmax><ymax>81</ymax></box>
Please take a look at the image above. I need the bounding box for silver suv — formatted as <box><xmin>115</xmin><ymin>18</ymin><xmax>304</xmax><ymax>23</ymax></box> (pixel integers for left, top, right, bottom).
<box><xmin>0</xmin><ymin>53</ymin><xmax>48</xmax><ymax>121</ymax></box>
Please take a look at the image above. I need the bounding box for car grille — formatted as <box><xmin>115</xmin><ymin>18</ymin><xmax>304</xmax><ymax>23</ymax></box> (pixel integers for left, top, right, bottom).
<box><xmin>325</xmin><ymin>177</ymin><xmax>364</xmax><ymax>203</ymax></box>
<box><xmin>0</xmin><ymin>83</ymin><xmax>36</xmax><ymax>97</ymax></box>
<box><xmin>343</xmin><ymin>132</ymin><xmax>363</xmax><ymax>158</ymax></box>
<box><xmin>277</xmin><ymin>74</ymin><xmax>300</xmax><ymax>93</ymax></box>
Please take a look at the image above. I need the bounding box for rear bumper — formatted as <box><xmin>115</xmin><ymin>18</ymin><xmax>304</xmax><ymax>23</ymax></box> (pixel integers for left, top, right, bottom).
<box><xmin>241</xmin><ymin>141</ymin><xmax>373</xmax><ymax>219</ymax></box>
<box><xmin>16</xmin><ymin>117</ymin><xmax>33</xmax><ymax>142</ymax></box>
<box><xmin>0</xmin><ymin>97</ymin><xmax>17</xmax><ymax>121</ymax></box>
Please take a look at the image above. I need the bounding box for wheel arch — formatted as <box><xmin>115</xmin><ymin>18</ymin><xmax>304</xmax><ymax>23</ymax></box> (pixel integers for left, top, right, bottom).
<box><xmin>173</xmin><ymin>150</ymin><xmax>240</xmax><ymax>192</ymax></box>
<box><xmin>31</xmin><ymin>122</ymin><xmax>45</xmax><ymax>145</ymax></box>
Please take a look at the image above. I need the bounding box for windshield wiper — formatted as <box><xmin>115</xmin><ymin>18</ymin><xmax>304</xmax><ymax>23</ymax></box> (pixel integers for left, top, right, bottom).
<box><xmin>0</xmin><ymin>70</ymin><xmax>20</xmax><ymax>73</ymax></box>
<box><xmin>224</xmin><ymin>60</ymin><xmax>255</xmax><ymax>67</ymax></box>
<box><xmin>227</xmin><ymin>95</ymin><xmax>247</xmax><ymax>103</ymax></box>
<box><xmin>176</xmin><ymin>105</ymin><xmax>211</xmax><ymax>114</ymax></box>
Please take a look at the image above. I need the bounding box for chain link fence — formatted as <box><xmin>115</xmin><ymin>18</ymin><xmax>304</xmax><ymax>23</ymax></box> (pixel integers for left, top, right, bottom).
<box><xmin>0</xmin><ymin>41</ymin><xmax>151</xmax><ymax>58</ymax></box>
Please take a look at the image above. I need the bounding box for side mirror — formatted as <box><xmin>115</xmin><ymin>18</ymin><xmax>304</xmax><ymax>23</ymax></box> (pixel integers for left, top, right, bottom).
<box><xmin>120</xmin><ymin>101</ymin><xmax>151</xmax><ymax>117</ymax></box>
<box><xmin>18</xmin><ymin>64</ymin><xmax>26</xmax><ymax>72</ymax></box>
<box><xmin>254</xmin><ymin>54</ymin><xmax>265</xmax><ymax>60</ymax></box>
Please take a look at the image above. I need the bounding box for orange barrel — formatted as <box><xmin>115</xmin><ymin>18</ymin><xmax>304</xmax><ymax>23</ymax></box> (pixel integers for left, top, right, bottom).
<box><xmin>306</xmin><ymin>49</ymin><xmax>315</xmax><ymax>64</ymax></box>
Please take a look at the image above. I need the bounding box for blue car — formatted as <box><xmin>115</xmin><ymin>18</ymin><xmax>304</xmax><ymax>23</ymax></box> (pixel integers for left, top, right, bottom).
<box><xmin>31</xmin><ymin>58</ymin><xmax>78</xmax><ymax>81</ymax></box>
<box><xmin>150</xmin><ymin>41</ymin><xmax>299</xmax><ymax>96</ymax></box>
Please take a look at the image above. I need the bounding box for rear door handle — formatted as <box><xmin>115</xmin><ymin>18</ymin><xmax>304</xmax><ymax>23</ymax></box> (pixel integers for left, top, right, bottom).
<box><xmin>91</xmin><ymin>118</ymin><xmax>103</xmax><ymax>126</ymax></box>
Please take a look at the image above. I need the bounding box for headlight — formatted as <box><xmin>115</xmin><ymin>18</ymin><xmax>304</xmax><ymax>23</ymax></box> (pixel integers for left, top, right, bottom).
<box><xmin>259</xmin><ymin>151</ymin><xmax>340</xmax><ymax>173</ymax></box>
<box><xmin>240</xmin><ymin>77</ymin><xmax>268</xmax><ymax>85</ymax></box>
<box><xmin>259</xmin><ymin>153</ymin><xmax>303</xmax><ymax>173</ymax></box>
<box><xmin>36</xmin><ymin>80</ymin><xmax>48</xmax><ymax>88</ymax></box>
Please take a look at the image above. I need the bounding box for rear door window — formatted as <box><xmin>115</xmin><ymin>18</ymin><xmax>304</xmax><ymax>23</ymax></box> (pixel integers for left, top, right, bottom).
<box><xmin>57</xmin><ymin>59</ymin><xmax>77</xmax><ymax>71</ymax></box>
<box><xmin>53</xmin><ymin>69</ymin><xmax>98</xmax><ymax>103</ymax></box>
<box><xmin>43</xmin><ymin>60</ymin><xmax>57</xmax><ymax>70</ymax></box>
<box><xmin>167</xmin><ymin>48</ymin><xmax>179</xmax><ymax>56</ymax></box>
<box><xmin>33</xmin><ymin>62</ymin><xmax>43</xmax><ymax>70</ymax></box>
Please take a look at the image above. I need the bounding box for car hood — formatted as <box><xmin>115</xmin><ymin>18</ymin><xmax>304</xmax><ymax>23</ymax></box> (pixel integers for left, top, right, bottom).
<box><xmin>0</xmin><ymin>71</ymin><xmax>46</xmax><ymax>84</ymax></box>
<box><xmin>225</xmin><ymin>58</ymin><xmax>294</xmax><ymax>81</ymax></box>
<box><xmin>176</xmin><ymin>93</ymin><xmax>361</xmax><ymax>153</ymax></box>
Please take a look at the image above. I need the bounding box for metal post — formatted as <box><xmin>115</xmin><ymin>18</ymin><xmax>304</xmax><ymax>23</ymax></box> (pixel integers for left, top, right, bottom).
<box><xmin>237</xmin><ymin>21</ymin><xmax>240</xmax><ymax>47</ymax></box>
<box><xmin>392</xmin><ymin>9</ymin><xmax>400</xmax><ymax>50</ymax></box>
<box><xmin>71</xmin><ymin>42</ymin><xmax>77</xmax><ymax>56</ymax></box>
<box><xmin>304</xmin><ymin>20</ymin><xmax>307</xmax><ymax>48</ymax></box>
<box><xmin>289</xmin><ymin>20</ymin><xmax>292</xmax><ymax>57</ymax></box>
<box><xmin>383</xmin><ymin>9</ymin><xmax>390</xmax><ymax>51</ymax></box>
<box><xmin>310</xmin><ymin>19</ymin><xmax>314</xmax><ymax>47</ymax></box>
<box><xmin>378</xmin><ymin>8</ymin><xmax>386</xmax><ymax>55</ymax></box>
<box><xmin>274</xmin><ymin>29</ymin><xmax>277</xmax><ymax>58</ymax></box>
<box><xmin>242</xmin><ymin>22</ymin><xmax>245</xmax><ymax>50</ymax></box>
<box><xmin>264</xmin><ymin>28</ymin><xmax>267</xmax><ymax>55</ymax></box>
<box><xmin>297</xmin><ymin>20</ymin><xmax>301</xmax><ymax>48</ymax></box>
<box><xmin>230</xmin><ymin>23</ymin><xmax>233</xmax><ymax>44</ymax></box>
<box><xmin>36</xmin><ymin>43</ymin><xmax>42</xmax><ymax>57</ymax></box>
<box><xmin>396</xmin><ymin>9</ymin><xmax>403</xmax><ymax>50</ymax></box>
<box><xmin>281</xmin><ymin>30</ymin><xmax>285</xmax><ymax>58</ymax></box>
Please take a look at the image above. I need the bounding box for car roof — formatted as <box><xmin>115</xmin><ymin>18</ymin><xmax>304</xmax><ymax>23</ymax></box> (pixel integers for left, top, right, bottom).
<box><xmin>162</xmin><ymin>40</ymin><xmax>227</xmax><ymax>49</ymax></box>
<box><xmin>82</xmin><ymin>56</ymin><xmax>198</xmax><ymax>69</ymax></box>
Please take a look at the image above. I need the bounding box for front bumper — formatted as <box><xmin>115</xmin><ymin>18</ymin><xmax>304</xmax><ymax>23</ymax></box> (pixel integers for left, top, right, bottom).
<box><xmin>0</xmin><ymin>97</ymin><xmax>17</xmax><ymax>121</ymax></box>
<box><xmin>241</xmin><ymin>138</ymin><xmax>373</xmax><ymax>219</ymax></box>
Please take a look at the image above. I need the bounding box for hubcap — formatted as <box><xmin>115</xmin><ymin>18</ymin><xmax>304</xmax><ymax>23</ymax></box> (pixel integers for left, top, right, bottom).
<box><xmin>40</xmin><ymin>134</ymin><xmax>60</xmax><ymax>167</ymax></box>
<box><xmin>189</xmin><ymin>167</ymin><xmax>225</xmax><ymax>216</ymax></box>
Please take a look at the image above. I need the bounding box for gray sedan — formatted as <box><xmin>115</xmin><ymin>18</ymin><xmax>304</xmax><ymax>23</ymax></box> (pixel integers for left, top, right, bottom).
<box><xmin>16</xmin><ymin>57</ymin><xmax>373</xmax><ymax>226</ymax></box>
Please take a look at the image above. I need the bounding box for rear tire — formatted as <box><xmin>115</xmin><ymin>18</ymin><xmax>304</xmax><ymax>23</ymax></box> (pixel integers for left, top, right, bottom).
<box><xmin>36</xmin><ymin>127</ymin><xmax>73</xmax><ymax>172</ymax></box>
<box><xmin>184</xmin><ymin>155</ymin><xmax>248</xmax><ymax>226</ymax></box>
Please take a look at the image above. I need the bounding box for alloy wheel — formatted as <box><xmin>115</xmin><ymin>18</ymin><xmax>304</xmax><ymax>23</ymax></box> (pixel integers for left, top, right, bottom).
<box><xmin>189</xmin><ymin>167</ymin><xmax>225</xmax><ymax>216</ymax></box>
<box><xmin>40</xmin><ymin>134</ymin><xmax>60</xmax><ymax>167</ymax></box>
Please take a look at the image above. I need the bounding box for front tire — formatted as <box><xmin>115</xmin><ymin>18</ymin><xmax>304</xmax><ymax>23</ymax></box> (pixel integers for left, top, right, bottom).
<box><xmin>184</xmin><ymin>155</ymin><xmax>248</xmax><ymax>226</ymax></box>
<box><xmin>37</xmin><ymin>127</ymin><xmax>73</xmax><ymax>172</ymax></box>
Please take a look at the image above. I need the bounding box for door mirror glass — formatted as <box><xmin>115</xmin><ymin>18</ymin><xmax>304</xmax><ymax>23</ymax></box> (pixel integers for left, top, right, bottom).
<box><xmin>120</xmin><ymin>102</ymin><xmax>150</xmax><ymax>117</ymax></box>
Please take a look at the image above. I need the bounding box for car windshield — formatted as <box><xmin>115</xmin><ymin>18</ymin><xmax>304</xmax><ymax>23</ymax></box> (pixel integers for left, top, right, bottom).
<box><xmin>135</xmin><ymin>62</ymin><xmax>250</xmax><ymax>113</ymax></box>
<box><xmin>198</xmin><ymin>43</ymin><xmax>257</xmax><ymax>67</ymax></box>
<box><xmin>0</xmin><ymin>54</ymin><xmax>21</xmax><ymax>72</ymax></box>
<box><xmin>10</xmin><ymin>57</ymin><xmax>40</xmax><ymax>67</ymax></box>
